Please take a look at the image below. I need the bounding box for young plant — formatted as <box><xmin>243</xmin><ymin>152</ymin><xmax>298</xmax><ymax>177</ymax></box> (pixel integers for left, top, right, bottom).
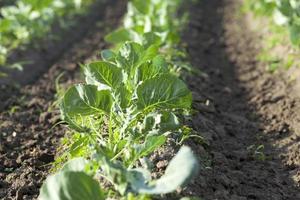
<box><xmin>62</xmin><ymin>41</ymin><xmax>191</xmax><ymax>153</ymax></box>
<box><xmin>40</xmin><ymin>146</ymin><xmax>198</xmax><ymax>199</ymax></box>
<box><xmin>39</xmin><ymin>0</ymin><xmax>199</xmax><ymax>199</ymax></box>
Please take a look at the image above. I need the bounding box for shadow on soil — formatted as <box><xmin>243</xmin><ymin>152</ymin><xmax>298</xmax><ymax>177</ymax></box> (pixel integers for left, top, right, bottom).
<box><xmin>182</xmin><ymin>0</ymin><xmax>300</xmax><ymax>199</ymax></box>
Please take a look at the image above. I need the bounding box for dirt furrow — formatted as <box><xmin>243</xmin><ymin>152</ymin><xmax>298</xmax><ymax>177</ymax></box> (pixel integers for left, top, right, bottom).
<box><xmin>183</xmin><ymin>0</ymin><xmax>300</xmax><ymax>199</ymax></box>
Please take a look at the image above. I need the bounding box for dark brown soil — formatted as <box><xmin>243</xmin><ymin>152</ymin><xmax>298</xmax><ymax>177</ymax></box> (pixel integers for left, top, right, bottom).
<box><xmin>0</xmin><ymin>1</ymin><xmax>126</xmax><ymax>199</ymax></box>
<box><xmin>182</xmin><ymin>0</ymin><xmax>300</xmax><ymax>199</ymax></box>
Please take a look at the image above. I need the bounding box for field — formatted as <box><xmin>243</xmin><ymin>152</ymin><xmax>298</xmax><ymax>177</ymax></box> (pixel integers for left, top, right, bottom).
<box><xmin>1</xmin><ymin>0</ymin><xmax>300</xmax><ymax>199</ymax></box>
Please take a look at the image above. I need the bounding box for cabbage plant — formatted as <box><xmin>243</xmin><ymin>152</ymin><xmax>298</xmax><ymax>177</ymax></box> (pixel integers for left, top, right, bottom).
<box><xmin>39</xmin><ymin>0</ymin><xmax>199</xmax><ymax>199</ymax></box>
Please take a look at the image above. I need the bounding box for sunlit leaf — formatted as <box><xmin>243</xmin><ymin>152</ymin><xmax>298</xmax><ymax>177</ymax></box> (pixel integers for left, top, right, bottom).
<box><xmin>137</xmin><ymin>74</ymin><xmax>192</xmax><ymax>110</ymax></box>
<box><xmin>39</xmin><ymin>171</ymin><xmax>104</xmax><ymax>200</ymax></box>
<box><xmin>138</xmin><ymin>55</ymin><xmax>168</xmax><ymax>82</ymax></box>
<box><xmin>104</xmin><ymin>28</ymin><xmax>133</xmax><ymax>44</ymax></box>
<box><xmin>133</xmin><ymin>135</ymin><xmax>166</xmax><ymax>162</ymax></box>
<box><xmin>129</xmin><ymin>146</ymin><xmax>199</xmax><ymax>194</ymax></box>
<box><xmin>84</xmin><ymin>61</ymin><xmax>123</xmax><ymax>89</ymax></box>
<box><xmin>61</xmin><ymin>157</ymin><xmax>89</xmax><ymax>172</ymax></box>
<box><xmin>61</xmin><ymin>84</ymin><xmax>112</xmax><ymax>117</ymax></box>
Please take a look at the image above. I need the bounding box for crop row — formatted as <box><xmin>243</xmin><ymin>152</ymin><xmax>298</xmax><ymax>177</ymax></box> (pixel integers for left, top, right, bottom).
<box><xmin>39</xmin><ymin>0</ymin><xmax>199</xmax><ymax>200</ymax></box>
<box><xmin>0</xmin><ymin>0</ymin><xmax>93</xmax><ymax>70</ymax></box>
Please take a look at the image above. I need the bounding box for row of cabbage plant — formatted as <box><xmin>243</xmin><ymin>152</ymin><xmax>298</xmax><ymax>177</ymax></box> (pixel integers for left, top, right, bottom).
<box><xmin>39</xmin><ymin>1</ymin><xmax>199</xmax><ymax>199</ymax></box>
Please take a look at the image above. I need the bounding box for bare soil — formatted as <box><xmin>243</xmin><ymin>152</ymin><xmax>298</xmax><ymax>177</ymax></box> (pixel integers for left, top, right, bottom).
<box><xmin>0</xmin><ymin>1</ymin><xmax>126</xmax><ymax>199</ymax></box>
<box><xmin>181</xmin><ymin>0</ymin><xmax>300</xmax><ymax>199</ymax></box>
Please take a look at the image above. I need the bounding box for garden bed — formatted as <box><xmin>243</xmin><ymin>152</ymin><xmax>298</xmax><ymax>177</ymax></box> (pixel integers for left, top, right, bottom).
<box><xmin>1</xmin><ymin>0</ymin><xmax>300</xmax><ymax>199</ymax></box>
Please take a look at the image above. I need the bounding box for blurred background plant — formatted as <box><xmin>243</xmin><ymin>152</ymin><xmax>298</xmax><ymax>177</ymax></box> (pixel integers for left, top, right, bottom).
<box><xmin>0</xmin><ymin>0</ymin><xmax>93</xmax><ymax>72</ymax></box>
